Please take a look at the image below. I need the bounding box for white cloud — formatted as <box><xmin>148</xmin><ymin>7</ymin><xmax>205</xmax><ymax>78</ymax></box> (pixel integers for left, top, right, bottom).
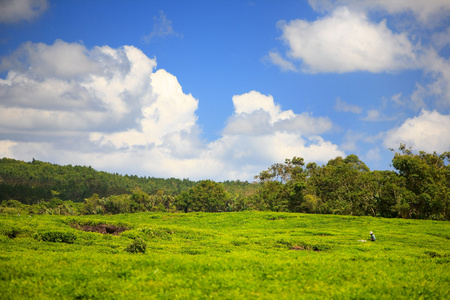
<box><xmin>361</xmin><ymin>109</ymin><xmax>396</xmax><ymax>122</ymax></box>
<box><xmin>383</xmin><ymin>110</ymin><xmax>450</xmax><ymax>153</ymax></box>
<box><xmin>226</xmin><ymin>91</ymin><xmax>333</xmax><ymax>136</ymax></box>
<box><xmin>334</xmin><ymin>98</ymin><xmax>362</xmax><ymax>114</ymax></box>
<box><xmin>308</xmin><ymin>0</ymin><xmax>450</xmax><ymax>24</ymax></box>
<box><xmin>0</xmin><ymin>0</ymin><xmax>48</xmax><ymax>23</ymax></box>
<box><xmin>277</xmin><ymin>7</ymin><xmax>418</xmax><ymax>73</ymax></box>
<box><xmin>418</xmin><ymin>48</ymin><xmax>450</xmax><ymax>108</ymax></box>
<box><xmin>0</xmin><ymin>140</ymin><xmax>17</xmax><ymax>157</ymax></box>
<box><xmin>432</xmin><ymin>28</ymin><xmax>450</xmax><ymax>51</ymax></box>
<box><xmin>231</xmin><ymin>91</ymin><xmax>294</xmax><ymax>124</ymax></box>
<box><xmin>90</xmin><ymin>69</ymin><xmax>200</xmax><ymax>152</ymax></box>
<box><xmin>266</xmin><ymin>51</ymin><xmax>297</xmax><ymax>72</ymax></box>
<box><xmin>401</xmin><ymin>48</ymin><xmax>450</xmax><ymax>110</ymax></box>
<box><xmin>218</xmin><ymin>91</ymin><xmax>341</xmax><ymax>177</ymax></box>
<box><xmin>0</xmin><ymin>40</ymin><xmax>101</xmax><ymax>79</ymax></box>
<box><xmin>206</xmin><ymin>132</ymin><xmax>344</xmax><ymax>180</ymax></box>
<box><xmin>0</xmin><ymin>41</ymin><xmax>345</xmax><ymax>181</ymax></box>
<box><xmin>272</xmin><ymin>2</ymin><xmax>450</xmax><ymax>111</ymax></box>
<box><xmin>391</xmin><ymin>93</ymin><xmax>404</xmax><ymax>106</ymax></box>
<box><xmin>362</xmin><ymin>110</ymin><xmax>381</xmax><ymax>122</ymax></box>
<box><xmin>142</xmin><ymin>10</ymin><xmax>181</xmax><ymax>43</ymax></box>
<box><xmin>0</xmin><ymin>40</ymin><xmax>157</xmax><ymax>136</ymax></box>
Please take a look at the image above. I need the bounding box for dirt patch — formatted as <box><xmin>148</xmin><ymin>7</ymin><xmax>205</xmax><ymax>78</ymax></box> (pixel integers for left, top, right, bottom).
<box><xmin>71</xmin><ymin>224</ymin><xmax>128</xmax><ymax>235</ymax></box>
<box><xmin>290</xmin><ymin>245</ymin><xmax>320</xmax><ymax>252</ymax></box>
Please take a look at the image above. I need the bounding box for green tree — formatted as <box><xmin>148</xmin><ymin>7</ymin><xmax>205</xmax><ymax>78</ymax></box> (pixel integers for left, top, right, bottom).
<box><xmin>255</xmin><ymin>157</ymin><xmax>306</xmax><ymax>212</ymax></box>
<box><xmin>306</xmin><ymin>155</ymin><xmax>374</xmax><ymax>216</ymax></box>
<box><xmin>391</xmin><ymin>145</ymin><xmax>450</xmax><ymax>220</ymax></box>
<box><xmin>175</xmin><ymin>180</ymin><xmax>229</xmax><ymax>212</ymax></box>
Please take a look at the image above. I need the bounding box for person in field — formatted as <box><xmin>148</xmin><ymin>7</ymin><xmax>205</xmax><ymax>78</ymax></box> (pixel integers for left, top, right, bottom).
<box><xmin>370</xmin><ymin>231</ymin><xmax>376</xmax><ymax>241</ymax></box>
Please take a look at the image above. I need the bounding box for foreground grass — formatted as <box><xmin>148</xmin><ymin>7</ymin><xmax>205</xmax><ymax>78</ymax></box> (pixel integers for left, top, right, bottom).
<box><xmin>0</xmin><ymin>211</ymin><xmax>449</xmax><ymax>299</ymax></box>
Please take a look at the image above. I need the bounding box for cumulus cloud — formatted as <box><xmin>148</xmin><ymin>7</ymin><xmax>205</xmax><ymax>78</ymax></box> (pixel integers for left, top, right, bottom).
<box><xmin>0</xmin><ymin>40</ymin><xmax>101</xmax><ymax>79</ymax></box>
<box><xmin>231</xmin><ymin>91</ymin><xmax>294</xmax><ymax>124</ymax></box>
<box><xmin>0</xmin><ymin>41</ymin><xmax>344</xmax><ymax>181</ymax></box>
<box><xmin>218</xmin><ymin>91</ymin><xmax>342</xmax><ymax>177</ymax></box>
<box><xmin>90</xmin><ymin>68</ymin><xmax>200</xmax><ymax>154</ymax></box>
<box><xmin>383</xmin><ymin>110</ymin><xmax>450</xmax><ymax>153</ymax></box>
<box><xmin>225</xmin><ymin>91</ymin><xmax>333</xmax><ymax>136</ymax></box>
<box><xmin>0</xmin><ymin>0</ymin><xmax>48</xmax><ymax>23</ymax></box>
<box><xmin>270</xmin><ymin>1</ymin><xmax>450</xmax><ymax>111</ymax></box>
<box><xmin>0</xmin><ymin>40</ymin><xmax>157</xmax><ymax>137</ymax></box>
<box><xmin>308</xmin><ymin>0</ymin><xmax>450</xmax><ymax>24</ymax></box>
<box><xmin>277</xmin><ymin>6</ymin><xmax>418</xmax><ymax>73</ymax></box>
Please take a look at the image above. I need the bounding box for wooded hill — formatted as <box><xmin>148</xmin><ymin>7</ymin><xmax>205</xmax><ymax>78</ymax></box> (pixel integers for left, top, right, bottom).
<box><xmin>1</xmin><ymin>145</ymin><xmax>449</xmax><ymax>220</ymax></box>
<box><xmin>0</xmin><ymin>157</ymin><xmax>199</xmax><ymax>203</ymax></box>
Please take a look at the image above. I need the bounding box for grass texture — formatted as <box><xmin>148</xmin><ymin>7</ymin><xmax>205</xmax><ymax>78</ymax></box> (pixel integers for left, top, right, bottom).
<box><xmin>1</xmin><ymin>211</ymin><xmax>449</xmax><ymax>299</ymax></box>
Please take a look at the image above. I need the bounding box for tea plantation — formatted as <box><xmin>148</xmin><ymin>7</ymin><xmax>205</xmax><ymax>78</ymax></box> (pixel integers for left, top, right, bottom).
<box><xmin>1</xmin><ymin>212</ymin><xmax>449</xmax><ymax>299</ymax></box>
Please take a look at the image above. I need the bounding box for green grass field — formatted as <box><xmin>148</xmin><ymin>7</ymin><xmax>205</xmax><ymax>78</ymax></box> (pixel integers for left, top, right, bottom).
<box><xmin>1</xmin><ymin>212</ymin><xmax>449</xmax><ymax>299</ymax></box>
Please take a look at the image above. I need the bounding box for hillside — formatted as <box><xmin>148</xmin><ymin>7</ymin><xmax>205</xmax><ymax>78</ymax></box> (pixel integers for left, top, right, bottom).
<box><xmin>0</xmin><ymin>158</ymin><xmax>201</xmax><ymax>203</ymax></box>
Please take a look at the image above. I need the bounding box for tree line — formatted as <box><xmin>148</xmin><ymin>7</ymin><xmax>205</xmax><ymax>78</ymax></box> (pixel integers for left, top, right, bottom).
<box><xmin>251</xmin><ymin>145</ymin><xmax>449</xmax><ymax>220</ymax></box>
<box><xmin>1</xmin><ymin>145</ymin><xmax>449</xmax><ymax>220</ymax></box>
<box><xmin>0</xmin><ymin>158</ymin><xmax>198</xmax><ymax>203</ymax></box>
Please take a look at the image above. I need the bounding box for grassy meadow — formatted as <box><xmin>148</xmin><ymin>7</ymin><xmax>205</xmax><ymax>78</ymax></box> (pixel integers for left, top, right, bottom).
<box><xmin>1</xmin><ymin>211</ymin><xmax>449</xmax><ymax>299</ymax></box>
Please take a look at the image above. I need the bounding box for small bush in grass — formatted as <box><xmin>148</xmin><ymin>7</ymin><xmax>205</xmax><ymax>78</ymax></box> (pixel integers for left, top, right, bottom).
<box><xmin>1</xmin><ymin>225</ymin><xmax>32</xmax><ymax>239</ymax></box>
<box><xmin>34</xmin><ymin>231</ymin><xmax>77</xmax><ymax>244</ymax></box>
<box><xmin>125</xmin><ymin>238</ymin><xmax>147</xmax><ymax>254</ymax></box>
<box><xmin>138</xmin><ymin>227</ymin><xmax>174</xmax><ymax>239</ymax></box>
<box><xmin>4</xmin><ymin>227</ymin><xmax>21</xmax><ymax>238</ymax></box>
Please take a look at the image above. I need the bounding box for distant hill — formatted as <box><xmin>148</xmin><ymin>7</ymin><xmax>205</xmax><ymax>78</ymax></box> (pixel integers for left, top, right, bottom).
<box><xmin>0</xmin><ymin>158</ymin><xmax>198</xmax><ymax>204</ymax></box>
<box><xmin>0</xmin><ymin>158</ymin><xmax>257</xmax><ymax>205</ymax></box>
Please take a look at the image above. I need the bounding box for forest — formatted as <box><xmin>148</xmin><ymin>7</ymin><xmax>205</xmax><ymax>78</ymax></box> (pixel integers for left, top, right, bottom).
<box><xmin>1</xmin><ymin>145</ymin><xmax>449</xmax><ymax>220</ymax></box>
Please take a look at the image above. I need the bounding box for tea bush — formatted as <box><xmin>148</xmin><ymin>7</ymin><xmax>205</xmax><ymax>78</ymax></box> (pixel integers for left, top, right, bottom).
<box><xmin>34</xmin><ymin>231</ymin><xmax>77</xmax><ymax>244</ymax></box>
<box><xmin>125</xmin><ymin>237</ymin><xmax>147</xmax><ymax>253</ymax></box>
<box><xmin>0</xmin><ymin>212</ymin><xmax>449</xmax><ymax>299</ymax></box>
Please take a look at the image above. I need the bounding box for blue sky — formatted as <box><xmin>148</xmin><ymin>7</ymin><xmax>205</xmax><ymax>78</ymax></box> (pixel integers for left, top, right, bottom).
<box><xmin>1</xmin><ymin>0</ymin><xmax>449</xmax><ymax>181</ymax></box>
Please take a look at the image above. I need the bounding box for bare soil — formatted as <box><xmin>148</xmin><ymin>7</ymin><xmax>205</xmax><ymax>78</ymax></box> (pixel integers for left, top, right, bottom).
<box><xmin>71</xmin><ymin>224</ymin><xmax>128</xmax><ymax>235</ymax></box>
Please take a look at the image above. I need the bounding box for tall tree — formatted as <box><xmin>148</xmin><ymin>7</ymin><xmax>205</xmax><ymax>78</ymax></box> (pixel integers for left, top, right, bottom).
<box><xmin>255</xmin><ymin>157</ymin><xmax>307</xmax><ymax>212</ymax></box>
<box><xmin>175</xmin><ymin>180</ymin><xmax>229</xmax><ymax>212</ymax></box>
<box><xmin>391</xmin><ymin>145</ymin><xmax>450</xmax><ymax>220</ymax></box>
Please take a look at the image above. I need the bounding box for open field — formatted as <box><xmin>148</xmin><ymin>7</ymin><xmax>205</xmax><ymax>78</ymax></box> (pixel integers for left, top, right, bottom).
<box><xmin>1</xmin><ymin>212</ymin><xmax>449</xmax><ymax>299</ymax></box>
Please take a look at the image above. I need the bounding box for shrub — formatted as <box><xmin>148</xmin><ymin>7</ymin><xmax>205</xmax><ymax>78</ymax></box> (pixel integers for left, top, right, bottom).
<box><xmin>2</xmin><ymin>199</ymin><xmax>24</xmax><ymax>208</ymax></box>
<box><xmin>4</xmin><ymin>227</ymin><xmax>21</xmax><ymax>238</ymax></box>
<box><xmin>138</xmin><ymin>227</ymin><xmax>173</xmax><ymax>239</ymax></box>
<box><xmin>125</xmin><ymin>238</ymin><xmax>147</xmax><ymax>254</ymax></box>
<box><xmin>35</xmin><ymin>231</ymin><xmax>77</xmax><ymax>244</ymax></box>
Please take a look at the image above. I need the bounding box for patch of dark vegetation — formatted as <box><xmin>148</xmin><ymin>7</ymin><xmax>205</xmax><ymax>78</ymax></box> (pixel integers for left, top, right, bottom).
<box><xmin>181</xmin><ymin>248</ymin><xmax>204</xmax><ymax>255</ymax></box>
<box><xmin>264</xmin><ymin>214</ymin><xmax>297</xmax><ymax>220</ymax></box>
<box><xmin>305</xmin><ymin>231</ymin><xmax>334</xmax><ymax>236</ymax></box>
<box><xmin>71</xmin><ymin>223</ymin><xmax>128</xmax><ymax>235</ymax></box>
<box><xmin>275</xmin><ymin>239</ymin><xmax>330</xmax><ymax>251</ymax></box>
<box><xmin>290</xmin><ymin>242</ymin><xmax>331</xmax><ymax>252</ymax></box>
<box><xmin>138</xmin><ymin>227</ymin><xmax>174</xmax><ymax>239</ymax></box>
<box><xmin>427</xmin><ymin>232</ymin><xmax>450</xmax><ymax>240</ymax></box>
<box><xmin>4</xmin><ymin>228</ymin><xmax>21</xmax><ymax>239</ymax></box>
<box><xmin>425</xmin><ymin>251</ymin><xmax>448</xmax><ymax>258</ymax></box>
<box><xmin>125</xmin><ymin>238</ymin><xmax>147</xmax><ymax>254</ymax></box>
<box><xmin>34</xmin><ymin>231</ymin><xmax>77</xmax><ymax>244</ymax></box>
